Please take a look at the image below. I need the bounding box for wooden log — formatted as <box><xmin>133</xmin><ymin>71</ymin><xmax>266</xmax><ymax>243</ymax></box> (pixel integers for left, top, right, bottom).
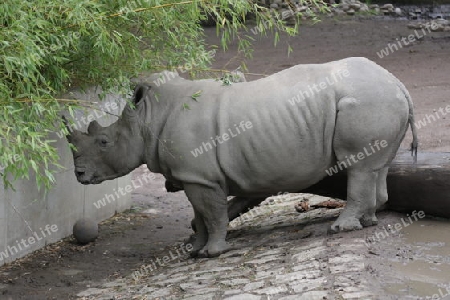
<box><xmin>303</xmin><ymin>150</ymin><xmax>450</xmax><ymax>218</ymax></box>
<box><xmin>386</xmin><ymin>151</ymin><xmax>450</xmax><ymax>218</ymax></box>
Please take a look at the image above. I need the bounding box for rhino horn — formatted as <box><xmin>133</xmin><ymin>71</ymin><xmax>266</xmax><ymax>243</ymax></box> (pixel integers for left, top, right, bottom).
<box><xmin>87</xmin><ymin>120</ymin><xmax>102</xmax><ymax>134</ymax></box>
<box><xmin>62</xmin><ymin>115</ymin><xmax>81</xmax><ymax>143</ymax></box>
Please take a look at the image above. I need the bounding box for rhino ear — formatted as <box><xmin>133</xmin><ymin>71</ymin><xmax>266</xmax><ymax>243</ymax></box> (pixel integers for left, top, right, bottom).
<box><xmin>132</xmin><ymin>83</ymin><xmax>151</xmax><ymax>107</ymax></box>
<box><xmin>123</xmin><ymin>83</ymin><xmax>150</xmax><ymax>119</ymax></box>
<box><xmin>87</xmin><ymin>120</ymin><xmax>102</xmax><ymax>134</ymax></box>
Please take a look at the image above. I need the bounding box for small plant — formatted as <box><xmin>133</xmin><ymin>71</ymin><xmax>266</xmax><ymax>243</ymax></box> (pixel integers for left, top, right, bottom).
<box><xmin>182</xmin><ymin>103</ymin><xmax>191</xmax><ymax>111</ymax></box>
<box><xmin>191</xmin><ymin>90</ymin><xmax>203</xmax><ymax>101</ymax></box>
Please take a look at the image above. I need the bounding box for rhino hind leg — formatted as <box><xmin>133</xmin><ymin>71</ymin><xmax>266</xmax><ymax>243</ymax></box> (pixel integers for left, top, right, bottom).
<box><xmin>330</xmin><ymin>170</ymin><xmax>375</xmax><ymax>232</ymax></box>
<box><xmin>361</xmin><ymin>166</ymin><xmax>390</xmax><ymax>226</ymax></box>
<box><xmin>375</xmin><ymin>166</ymin><xmax>389</xmax><ymax>210</ymax></box>
<box><xmin>330</xmin><ymin>96</ymin><xmax>408</xmax><ymax>233</ymax></box>
<box><xmin>184</xmin><ymin>183</ymin><xmax>230</xmax><ymax>258</ymax></box>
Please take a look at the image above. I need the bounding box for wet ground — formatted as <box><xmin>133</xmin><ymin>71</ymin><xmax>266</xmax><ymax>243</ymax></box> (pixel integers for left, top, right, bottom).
<box><xmin>0</xmin><ymin>17</ymin><xmax>449</xmax><ymax>299</ymax></box>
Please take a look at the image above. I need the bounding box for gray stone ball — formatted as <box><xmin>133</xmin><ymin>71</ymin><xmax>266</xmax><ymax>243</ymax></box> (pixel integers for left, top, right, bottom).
<box><xmin>73</xmin><ymin>218</ymin><xmax>98</xmax><ymax>244</ymax></box>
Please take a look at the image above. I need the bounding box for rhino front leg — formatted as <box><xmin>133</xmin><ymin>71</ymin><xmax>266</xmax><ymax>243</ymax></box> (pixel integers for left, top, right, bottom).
<box><xmin>191</xmin><ymin>196</ymin><xmax>266</xmax><ymax>232</ymax></box>
<box><xmin>190</xmin><ymin>208</ymin><xmax>208</xmax><ymax>254</ymax></box>
<box><xmin>184</xmin><ymin>183</ymin><xmax>230</xmax><ymax>258</ymax></box>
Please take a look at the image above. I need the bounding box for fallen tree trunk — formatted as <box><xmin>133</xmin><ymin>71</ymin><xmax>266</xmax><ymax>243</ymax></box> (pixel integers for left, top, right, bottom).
<box><xmin>386</xmin><ymin>151</ymin><xmax>450</xmax><ymax>218</ymax></box>
<box><xmin>303</xmin><ymin>150</ymin><xmax>450</xmax><ymax>218</ymax></box>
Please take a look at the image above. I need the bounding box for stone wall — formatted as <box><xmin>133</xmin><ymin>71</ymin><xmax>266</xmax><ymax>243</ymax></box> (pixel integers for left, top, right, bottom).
<box><xmin>261</xmin><ymin>0</ymin><xmax>450</xmax><ymax>19</ymax></box>
<box><xmin>0</xmin><ymin>88</ymin><xmax>132</xmax><ymax>266</ymax></box>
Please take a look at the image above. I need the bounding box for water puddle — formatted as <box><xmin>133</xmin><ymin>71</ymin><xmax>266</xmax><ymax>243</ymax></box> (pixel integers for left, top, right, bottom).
<box><xmin>384</xmin><ymin>217</ymin><xmax>450</xmax><ymax>298</ymax></box>
<box><xmin>404</xmin><ymin>219</ymin><xmax>450</xmax><ymax>256</ymax></box>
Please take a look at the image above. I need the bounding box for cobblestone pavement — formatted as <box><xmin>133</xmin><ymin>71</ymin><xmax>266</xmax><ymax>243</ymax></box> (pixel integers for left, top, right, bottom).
<box><xmin>77</xmin><ymin>193</ymin><xmax>450</xmax><ymax>300</ymax></box>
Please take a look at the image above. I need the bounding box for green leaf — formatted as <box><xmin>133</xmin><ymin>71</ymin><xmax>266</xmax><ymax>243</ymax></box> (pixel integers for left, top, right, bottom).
<box><xmin>191</xmin><ymin>90</ymin><xmax>203</xmax><ymax>101</ymax></box>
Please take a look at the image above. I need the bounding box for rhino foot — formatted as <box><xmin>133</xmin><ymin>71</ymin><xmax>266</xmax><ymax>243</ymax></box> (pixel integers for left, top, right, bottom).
<box><xmin>195</xmin><ymin>241</ymin><xmax>231</xmax><ymax>258</ymax></box>
<box><xmin>360</xmin><ymin>214</ymin><xmax>378</xmax><ymax>227</ymax></box>
<box><xmin>189</xmin><ymin>232</ymin><xmax>208</xmax><ymax>258</ymax></box>
<box><xmin>190</xmin><ymin>240</ymin><xmax>230</xmax><ymax>258</ymax></box>
<box><xmin>329</xmin><ymin>217</ymin><xmax>363</xmax><ymax>234</ymax></box>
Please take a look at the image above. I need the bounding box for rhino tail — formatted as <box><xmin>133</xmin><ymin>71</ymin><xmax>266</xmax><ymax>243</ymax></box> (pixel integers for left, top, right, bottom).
<box><xmin>398</xmin><ymin>82</ymin><xmax>418</xmax><ymax>163</ymax></box>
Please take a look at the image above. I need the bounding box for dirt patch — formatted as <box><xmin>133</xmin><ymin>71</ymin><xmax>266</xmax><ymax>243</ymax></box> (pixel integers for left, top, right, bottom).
<box><xmin>0</xmin><ymin>17</ymin><xmax>449</xmax><ymax>299</ymax></box>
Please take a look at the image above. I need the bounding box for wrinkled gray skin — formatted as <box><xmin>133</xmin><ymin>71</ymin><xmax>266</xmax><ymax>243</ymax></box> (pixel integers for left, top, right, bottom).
<box><xmin>66</xmin><ymin>57</ymin><xmax>418</xmax><ymax>258</ymax></box>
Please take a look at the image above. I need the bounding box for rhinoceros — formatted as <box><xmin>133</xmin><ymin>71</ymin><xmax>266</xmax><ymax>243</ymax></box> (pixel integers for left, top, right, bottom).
<box><xmin>65</xmin><ymin>57</ymin><xmax>418</xmax><ymax>257</ymax></box>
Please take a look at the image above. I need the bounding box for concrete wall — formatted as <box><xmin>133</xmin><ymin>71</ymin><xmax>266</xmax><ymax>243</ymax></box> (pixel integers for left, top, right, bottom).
<box><xmin>0</xmin><ymin>87</ymin><xmax>132</xmax><ymax>266</ymax></box>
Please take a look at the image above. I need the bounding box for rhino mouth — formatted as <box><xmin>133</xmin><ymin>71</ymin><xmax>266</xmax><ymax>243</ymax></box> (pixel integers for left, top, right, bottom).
<box><xmin>74</xmin><ymin>164</ymin><xmax>126</xmax><ymax>185</ymax></box>
<box><xmin>77</xmin><ymin>175</ymin><xmax>103</xmax><ymax>185</ymax></box>
<box><xmin>77</xmin><ymin>173</ymin><xmax>122</xmax><ymax>185</ymax></box>
<box><xmin>87</xmin><ymin>176</ymin><xmax>102</xmax><ymax>185</ymax></box>
<box><xmin>75</xmin><ymin>167</ymin><xmax>101</xmax><ymax>185</ymax></box>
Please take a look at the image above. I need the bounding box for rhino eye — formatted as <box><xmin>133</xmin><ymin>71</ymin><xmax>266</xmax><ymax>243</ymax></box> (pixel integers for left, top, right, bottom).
<box><xmin>98</xmin><ymin>138</ymin><xmax>110</xmax><ymax>147</ymax></box>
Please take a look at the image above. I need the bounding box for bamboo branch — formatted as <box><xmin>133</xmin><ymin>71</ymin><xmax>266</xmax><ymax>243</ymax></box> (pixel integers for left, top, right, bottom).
<box><xmin>106</xmin><ymin>0</ymin><xmax>208</xmax><ymax>19</ymax></box>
